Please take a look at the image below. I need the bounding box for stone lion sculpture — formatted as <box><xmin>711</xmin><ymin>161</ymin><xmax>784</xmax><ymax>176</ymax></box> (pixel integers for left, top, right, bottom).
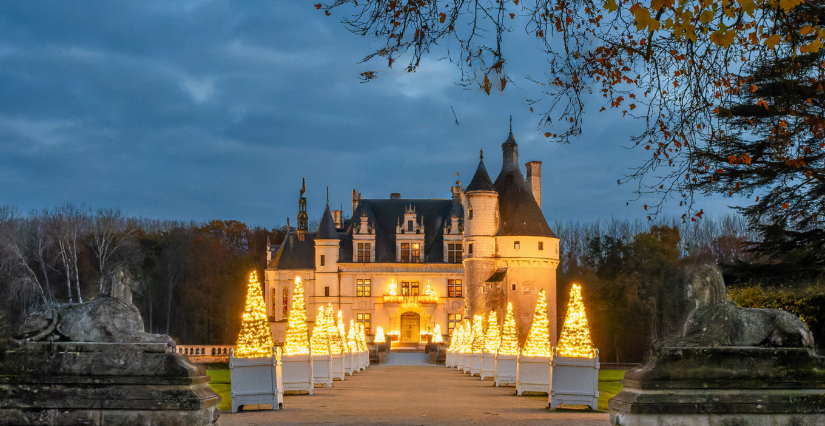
<box><xmin>664</xmin><ymin>263</ymin><xmax>814</xmax><ymax>349</ymax></box>
<box><xmin>13</xmin><ymin>269</ymin><xmax>174</xmax><ymax>347</ymax></box>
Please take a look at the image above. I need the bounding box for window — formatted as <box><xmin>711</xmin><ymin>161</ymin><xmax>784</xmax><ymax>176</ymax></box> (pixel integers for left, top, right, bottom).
<box><xmin>512</xmin><ymin>284</ymin><xmax>516</xmax><ymax>291</ymax></box>
<box><xmin>514</xmin><ymin>241</ymin><xmax>520</xmax><ymax>250</ymax></box>
<box><xmin>357</xmin><ymin>242</ymin><xmax>371</xmax><ymax>262</ymax></box>
<box><xmin>356</xmin><ymin>279</ymin><xmax>371</xmax><ymax>297</ymax></box>
<box><xmin>539</xmin><ymin>241</ymin><xmax>544</xmax><ymax>250</ymax></box>
<box><xmin>401</xmin><ymin>281</ymin><xmax>419</xmax><ymax>296</ymax></box>
<box><xmin>320</xmin><ymin>254</ymin><xmax>325</xmax><ymax>266</ymax></box>
<box><xmin>400</xmin><ymin>243</ymin><xmax>420</xmax><ymax>262</ymax></box>
<box><xmin>272</xmin><ymin>288</ymin><xmax>278</xmax><ymax>317</ymax></box>
<box><xmin>282</xmin><ymin>287</ymin><xmax>288</xmax><ymax>317</ymax></box>
<box><xmin>468</xmin><ymin>209</ymin><xmax>473</xmax><ymax>219</ymax></box>
<box><xmin>356</xmin><ymin>313</ymin><xmax>371</xmax><ymax>335</ymax></box>
<box><xmin>468</xmin><ymin>243</ymin><xmax>473</xmax><ymax>255</ymax></box>
<box><xmin>407</xmin><ymin>220</ymin><xmax>414</xmax><ymax>232</ymax></box>
<box><xmin>447</xmin><ymin>243</ymin><xmax>462</xmax><ymax>263</ymax></box>
<box><xmin>448</xmin><ymin>313</ymin><xmax>462</xmax><ymax>335</ymax></box>
<box><xmin>324</xmin><ymin>286</ymin><xmax>330</xmax><ymax>297</ymax></box>
<box><xmin>448</xmin><ymin>279</ymin><xmax>462</xmax><ymax>297</ymax></box>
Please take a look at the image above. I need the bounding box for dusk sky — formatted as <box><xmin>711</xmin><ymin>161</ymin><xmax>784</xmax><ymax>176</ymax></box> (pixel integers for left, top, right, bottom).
<box><xmin>0</xmin><ymin>1</ymin><xmax>740</xmax><ymax>229</ymax></box>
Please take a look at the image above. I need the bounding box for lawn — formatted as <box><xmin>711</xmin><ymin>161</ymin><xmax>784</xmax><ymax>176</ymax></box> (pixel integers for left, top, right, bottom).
<box><xmin>206</xmin><ymin>368</ymin><xmax>625</xmax><ymax>413</ymax></box>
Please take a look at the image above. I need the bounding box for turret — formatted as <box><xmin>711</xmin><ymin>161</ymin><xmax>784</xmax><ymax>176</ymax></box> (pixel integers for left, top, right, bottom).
<box><xmin>315</xmin><ymin>203</ymin><xmax>340</xmax><ymax>298</ymax></box>
<box><xmin>464</xmin><ymin>150</ymin><xmax>498</xmax><ymax>257</ymax></box>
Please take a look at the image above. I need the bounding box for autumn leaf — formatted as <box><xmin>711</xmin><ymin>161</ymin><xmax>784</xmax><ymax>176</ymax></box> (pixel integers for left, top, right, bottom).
<box><xmin>779</xmin><ymin>0</ymin><xmax>804</xmax><ymax>12</ymax></box>
<box><xmin>710</xmin><ymin>30</ymin><xmax>735</xmax><ymax>47</ymax></box>
<box><xmin>782</xmin><ymin>202</ymin><xmax>789</xmax><ymax>209</ymax></box>
<box><xmin>325</xmin><ymin>10</ymin><xmax>331</xmax><ymax>16</ymax></box>
<box><xmin>765</xmin><ymin>34</ymin><xmax>782</xmax><ymax>49</ymax></box>
<box><xmin>629</xmin><ymin>103</ymin><xmax>636</xmax><ymax>110</ymax></box>
<box><xmin>483</xmin><ymin>74</ymin><xmax>491</xmax><ymax>95</ymax></box>
<box><xmin>603</xmin><ymin>0</ymin><xmax>618</xmax><ymax>12</ymax></box>
<box><xmin>439</xmin><ymin>13</ymin><xmax>446</xmax><ymax>23</ymax></box>
<box><xmin>749</xmin><ymin>85</ymin><xmax>757</xmax><ymax>93</ymax></box>
<box><xmin>736</xmin><ymin>0</ymin><xmax>757</xmax><ymax>16</ymax></box>
<box><xmin>315</xmin><ymin>3</ymin><xmax>322</xmax><ymax>9</ymax></box>
<box><xmin>509</xmin><ymin>13</ymin><xmax>515</xmax><ymax>19</ymax></box>
<box><xmin>544</xmin><ymin>132</ymin><xmax>552</xmax><ymax>137</ymax></box>
<box><xmin>500</xmin><ymin>77</ymin><xmax>507</xmax><ymax>91</ymax></box>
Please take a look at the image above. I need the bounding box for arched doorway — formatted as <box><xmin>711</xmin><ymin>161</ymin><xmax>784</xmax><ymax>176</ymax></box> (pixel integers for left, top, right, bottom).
<box><xmin>400</xmin><ymin>312</ymin><xmax>420</xmax><ymax>343</ymax></box>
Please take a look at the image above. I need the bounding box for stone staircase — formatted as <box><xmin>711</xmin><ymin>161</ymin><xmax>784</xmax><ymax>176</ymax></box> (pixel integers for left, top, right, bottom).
<box><xmin>390</xmin><ymin>342</ymin><xmax>425</xmax><ymax>353</ymax></box>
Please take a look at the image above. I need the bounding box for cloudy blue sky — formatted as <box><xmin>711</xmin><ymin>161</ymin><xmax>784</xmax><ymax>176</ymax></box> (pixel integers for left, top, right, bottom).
<box><xmin>0</xmin><ymin>1</ymin><xmax>738</xmax><ymax>228</ymax></box>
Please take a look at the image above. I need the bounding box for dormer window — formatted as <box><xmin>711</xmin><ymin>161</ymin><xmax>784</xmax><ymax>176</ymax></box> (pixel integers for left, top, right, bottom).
<box><xmin>400</xmin><ymin>243</ymin><xmax>421</xmax><ymax>263</ymax></box>
<box><xmin>407</xmin><ymin>220</ymin><xmax>414</xmax><ymax>232</ymax></box>
<box><xmin>357</xmin><ymin>243</ymin><xmax>371</xmax><ymax>262</ymax></box>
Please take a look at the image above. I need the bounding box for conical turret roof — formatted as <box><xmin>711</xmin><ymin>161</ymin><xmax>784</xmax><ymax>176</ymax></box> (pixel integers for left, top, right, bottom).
<box><xmin>316</xmin><ymin>204</ymin><xmax>339</xmax><ymax>240</ymax></box>
<box><xmin>466</xmin><ymin>151</ymin><xmax>496</xmax><ymax>192</ymax></box>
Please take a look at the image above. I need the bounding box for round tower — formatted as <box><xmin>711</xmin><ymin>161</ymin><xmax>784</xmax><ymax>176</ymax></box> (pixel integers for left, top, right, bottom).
<box><xmin>463</xmin><ymin>150</ymin><xmax>499</xmax><ymax>319</ymax></box>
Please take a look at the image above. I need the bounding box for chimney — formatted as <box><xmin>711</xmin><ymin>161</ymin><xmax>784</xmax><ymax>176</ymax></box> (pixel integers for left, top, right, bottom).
<box><xmin>390</xmin><ymin>193</ymin><xmax>401</xmax><ymax>199</ymax></box>
<box><xmin>331</xmin><ymin>210</ymin><xmax>343</xmax><ymax>229</ymax></box>
<box><xmin>525</xmin><ymin>161</ymin><xmax>542</xmax><ymax>210</ymax></box>
<box><xmin>352</xmin><ymin>189</ymin><xmax>361</xmax><ymax>215</ymax></box>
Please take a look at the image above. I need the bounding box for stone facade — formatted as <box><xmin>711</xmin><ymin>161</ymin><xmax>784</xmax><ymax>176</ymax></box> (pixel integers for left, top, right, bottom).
<box><xmin>266</xmin><ymin>130</ymin><xmax>559</xmax><ymax>347</ymax></box>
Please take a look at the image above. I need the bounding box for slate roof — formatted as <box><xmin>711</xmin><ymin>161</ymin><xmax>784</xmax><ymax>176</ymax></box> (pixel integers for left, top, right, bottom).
<box><xmin>339</xmin><ymin>198</ymin><xmax>463</xmax><ymax>263</ymax></box>
<box><xmin>269</xmin><ymin>231</ymin><xmax>317</xmax><ymax>270</ymax></box>
<box><xmin>316</xmin><ymin>204</ymin><xmax>339</xmax><ymax>240</ymax></box>
<box><xmin>493</xmin><ymin>132</ymin><xmax>557</xmax><ymax>238</ymax></box>
<box><xmin>485</xmin><ymin>268</ymin><xmax>508</xmax><ymax>283</ymax></box>
<box><xmin>465</xmin><ymin>157</ymin><xmax>496</xmax><ymax>192</ymax></box>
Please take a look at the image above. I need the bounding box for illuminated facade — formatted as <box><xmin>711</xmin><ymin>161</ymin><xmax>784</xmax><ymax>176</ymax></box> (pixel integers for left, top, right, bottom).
<box><xmin>265</xmin><ymin>129</ymin><xmax>560</xmax><ymax>347</ymax></box>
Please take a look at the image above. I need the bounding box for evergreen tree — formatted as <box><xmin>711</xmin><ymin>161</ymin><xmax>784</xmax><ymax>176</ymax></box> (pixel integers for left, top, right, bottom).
<box><xmin>522</xmin><ymin>289</ymin><xmax>552</xmax><ymax>357</ymax></box>
<box><xmin>499</xmin><ymin>303</ymin><xmax>519</xmax><ymax>356</ymax></box>
<box><xmin>283</xmin><ymin>277</ymin><xmax>309</xmax><ymax>355</ymax></box>
<box><xmin>327</xmin><ymin>304</ymin><xmax>344</xmax><ymax>355</ymax></box>
<box><xmin>483</xmin><ymin>310</ymin><xmax>500</xmax><ymax>354</ymax></box>
<box><xmin>234</xmin><ymin>271</ymin><xmax>274</xmax><ymax>358</ymax></box>
<box><xmin>310</xmin><ymin>306</ymin><xmax>330</xmax><ymax>356</ymax></box>
<box><xmin>557</xmin><ymin>284</ymin><xmax>596</xmax><ymax>358</ymax></box>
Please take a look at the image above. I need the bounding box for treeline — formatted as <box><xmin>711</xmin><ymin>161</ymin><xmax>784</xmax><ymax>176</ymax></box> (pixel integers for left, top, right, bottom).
<box><xmin>0</xmin><ymin>204</ymin><xmax>284</xmax><ymax>344</ymax></box>
<box><xmin>554</xmin><ymin>216</ymin><xmax>825</xmax><ymax>363</ymax></box>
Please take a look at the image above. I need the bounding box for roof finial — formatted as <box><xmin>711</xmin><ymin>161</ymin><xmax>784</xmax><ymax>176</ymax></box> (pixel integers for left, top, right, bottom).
<box><xmin>480</xmin><ymin>149</ymin><xmax>484</xmax><ymax>160</ymax></box>
<box><xmin>326</xmin><ymin>186</ymin><xmax>329</xmax><ymax>204</ymax></box>
<box><xmin>509</xmin><ymin>115</ymin><xmax>513</xmax><ymax>134</ymax></box>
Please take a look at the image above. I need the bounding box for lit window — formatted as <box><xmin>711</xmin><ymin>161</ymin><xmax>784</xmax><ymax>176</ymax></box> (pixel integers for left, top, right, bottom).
<box><xmin>357</xmin><ymin>242</ymin><xmax>371</xmax><ymax>262</ymax></box>
<box><xmin>411</xmin><ymin>243</ymin><xmax>420</xmax><ymax>262</ymax></box>
<box><xmin>400</xmin><ymin>243</ymin><xmax>410</xmax><ymax>262</ymax></box>
<box><xmin>448</xmin><ymin>313</ymin><xmax>462</xmax><ymax>335</ymax></box>
<box><xmin>282</xmin><ymin>287</ymin><xmax>288</xmax><ymax>317</ymax></box>
<box><xmin>447</xmin><ymin>243</ymin><xmax>462</xmax><ymax>263</ymax></box>
<box><xmin>320</xmin><ymin>254</ymin><xmax>326</xmax><ymax>266</ymax></box>
<box><xmin>401</xmin><ymin>281</ymin><xmax>419</xmax><ymax>296</ymax></box>
<box><xmin>357</xmin><ymin>279</ymin><xmax>371</xmax><ymax>297</ymax></box>
<box><xmin>356</xmin><ymin>313</ymin><xmax>371</xmax><ymax>335</ymax></box>
<box><xmin>514</xmin><ymin>241</ymin><xmax>520</xmax><ymax>250</ymax></box>
<box><xmin>539</xmin><ymin>241</ymin><xmax>544</xmax><ymax>250</ymax></box>
<box><xmin>448</xmin><ymin>279</ymin><xmax>463</xmax><ymax>297</ymax></box>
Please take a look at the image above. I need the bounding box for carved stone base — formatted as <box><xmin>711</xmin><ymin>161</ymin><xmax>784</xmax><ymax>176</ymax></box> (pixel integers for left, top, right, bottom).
<box><xmin>608</xmin><ymin>347</ymin><xmax>825</xmax><ymax>426</ymax></box>
<box><xmin>0</xmin><ymin>342</ymin><xmax>220</xmax><ymax>426</ymax></box>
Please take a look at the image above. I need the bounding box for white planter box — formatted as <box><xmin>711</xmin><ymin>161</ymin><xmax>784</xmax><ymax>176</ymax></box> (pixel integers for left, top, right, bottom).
<box><xmin>495</xmin><ymin>354</ymin><xmax>517</xmax><ymax>386</ymax></box>
<box><xmin>446</xmin><ymin>350</ymin><xmax>454</xmax><ymax>368</ymax></box>
<box><xmin>282</xmin><ymin>353</ymin><xmax>314</xmax><ymax>395</ymax></box>
<box><xmin>228</xmin><ymin>347</ymin><xmax>284</xmax><ymax>413</ymax></box>
<box><xmin>456</xmin><ymin>352</ymin><xmax>465</xmax><ymax>371</ymax></box>
<box><xmin>517</xmin><ymin>352</ymin><xmax>551</xmax><ymax>395</ymax></box>
<box><xmin>312</xmin><ymin>353</ymin><xmax>333</xmax><ymax>388</ymax></box>
<box><xmin>470</xmin><ymin>352</ymin><xmax>482</xmax><ymax>376</ymax></box>
<box><xmin>344</xmin><ymin>351</ymin><xmax>353</xmax><ymax>375</ymax></box>
<box><xmin>480</xmin><ymin>351</ymin><xmax>495</xmax><ymax>380</ymax></box>
<box><xmin>358</xmin><ymin>351</ymin><xmax>366</xmax><ymax>371</ymax></box>
<box><xmin>462</xmin><ymin>353</ymin><xmax>472</xmax><ymax>374</ymax></box>
<box><xmin>331</xmin><ymin>353</ymin><xmax>345</xmax><ymax>381</ymax></box>
<box><xmin>549</xmin><ymin>349</ymin><xmax>599</xmax><ymax>410</ymax></box>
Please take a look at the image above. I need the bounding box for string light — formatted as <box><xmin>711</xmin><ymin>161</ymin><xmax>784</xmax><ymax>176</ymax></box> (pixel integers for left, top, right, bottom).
<box><xmin>471</xmin><ymin>315</ymin><xmax>485</xmax><ymax>354</ymax></box>
<box><xmin>327</xmin><ymin>304</ymin><xmax>344</xmax><ymax>355</ymax></box>
<box><xmin>388</xmin><ymin>279</ymin><xmax>397</xmax><ymax>296</ymax></box>
<box><xmin>375</xmin><ymin>326</ymin><xmax>386</xmax><ymax>343</ymax></box>
<box><xmin>498</xmin><ymin>302</ymin><xmax>519</xmax><ymax>356</ymax></box>
<box><xmin>234</xmin><ymin>271</ymin><xmax>274</xmax><ymax>358</ymax></box>
<box><xmin>483</xmin><ymin>310</ymin><xmax>500</xmax><ymax>353</ymax></box>
<box><xmin>556</xmin><ymin>284</ymin><xmax>596</xmax><ymax>358</ymax></box>
<box><xmin>359</xmin><ymin>323</ymin><xmax>367</xmax><ymax>352</ymax></box>
<box><xmin>310</xmin><ymin>306</ymin><xmax>330</xmax><ymax>356</ymax></box>
<box><xmin>432</xmin><ymin>324</ymin><xmax>443</xmax><ymax>343</ymax></box>
<box><xmin>347</xmin><ymin>320</ymin><xmax>359</xmax><ymax>353</ymax></box>
<box><xmin>337</xmin><ymin>310</ymin><xmax>350</xmax><ymax>353</ymax></box>
<box><xmin>460</xmin><ymin>320</ymin><xmax>473</xmax><ymax>353</ymax></box>
<box><xmin>448</xmin><ymin>324</ymin><xmax>461</xmax><ymax>352</ymax></box>
<box><xmin>522</xmin><ymin>289</ymin><xmax>552</xmax><ymax>357</ymax></box>
<box><xmin>283</xmin><ymin>276</ymin><xmax>310</xmax><ymax>355</ymax></box>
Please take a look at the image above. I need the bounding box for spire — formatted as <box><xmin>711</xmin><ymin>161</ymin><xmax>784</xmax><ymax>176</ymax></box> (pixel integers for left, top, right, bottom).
<box><xmin>509</xmin><ymin>115</ymin><xmax>513</xmax><ymax>135</ymax></box>
<box><xmin>297</xmin><ymin>178</ymin><xmax>308</xmax><ymax>241</ymax></box>
<box><xmin>466</xmin><ymin>151</ymin><xmax>496</xmax><ymax>192</ymax></box>
<box><xmin>316</xmin><ymin>204</ymin><xmax>339</xmax><ymax>240</ymax></box>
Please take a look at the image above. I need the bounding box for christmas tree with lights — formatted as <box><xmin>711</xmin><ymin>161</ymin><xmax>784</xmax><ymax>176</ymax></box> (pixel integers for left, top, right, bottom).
<box><xmin>432</xmin><ymin>324</ymin><xmax>443</xmax><ymax>343</ymax></box>
<box><xmin>358</xmin><ymin>323</ymin><xmax>367</xmax><ymax>351</ymax></box>
<box><xmin>522</xmin><ymin>289</ymin><xmax>552</xmax><ymax>357</ymax></box>
<box><xmin>337</xmin><ymin>310</ymin><xmax>350</xmax><ymax>352</ymax></box>
<box><xmin>556</xmin><ymin>284</ymin><xmax>596</xmax><ymax>358</ymax></box>
<box><xmin>471</xmin><ymin>315</ymin><xmax>485</xmax><ymax>354</ymax></box>
<box><xmin>327</xmin><ymin>304</ymin><xmax>344</xmax><ymax>355</ymax></box>
<box><xmin>375</xmin><ymin>326</ymin><xmax>386</xmax><ymax>343</ymax></box>
<box><xmin>498</xmin><ymin>302</ymin><xmax>519</xmax><ymax>355</ymax></box>
<box><xmin>483</xmin><ymin>310</ymin><xmax>500</xmax><ymax>353</ymax></box>
<box><xmin>234</xmin><ymin>271</ymin><xmax>274</xmax><ymax>358</ymax></box>
<box><xmin>347</xmin><ymin>320</ymin><xmax>359</xmax><ymax>352</ymax></box>
<box><xmin>310</xmin><ymin>306</ymin><xmax>330</xmax><ymax>356</ymax></box>
<box><xmin>283</xmin><ymin>276</ymin><xmax>310</xmax><ymax>355</ymax></box>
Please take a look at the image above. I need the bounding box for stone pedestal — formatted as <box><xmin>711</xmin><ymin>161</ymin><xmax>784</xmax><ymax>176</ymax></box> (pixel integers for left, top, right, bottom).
<box><xmin>609</xmin><ymin>347</ymin><xmax>825</xmax><ymax>426</ymax></box>
<box><xmin>495</xmin><ymin>354</ymin><xmax>517</xmax><ymax>386</ymax></box>
<box><xmin>229</xmin><ymin>347</ymin><xmax>283</xmax><ymax>413</ymax></box>
<box><xmin>0</xmin><ymin>341</ymin><xmax>220</xmax><ymax>425</ymax></box>
<box><xmin>331</xmin><ymin>353</ymin><xmax>345</xmax><ymax>381</ymax></box>
<box><xmin>311</xmin><ymin>353</ymin><xmax>333</xmax><ymax>387</ymax></box>
<box><xmin>480</xmin><ymin>351</ymin><xmax>495</xmax><ymax>380</ymax></box>
<box><xmin>281</xmin><ymin>353</ymin><xmax>314</xmax><ymax>395</ymax></box>
<box><xmin>517</xmin><ymin>353</ymin><xmax>551</xmax><ymax>395</ymax></box>
<box><xmin>549</xmin><ymin>349</ymin><xmax>599</xmax><ymax>410</ymax></box>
